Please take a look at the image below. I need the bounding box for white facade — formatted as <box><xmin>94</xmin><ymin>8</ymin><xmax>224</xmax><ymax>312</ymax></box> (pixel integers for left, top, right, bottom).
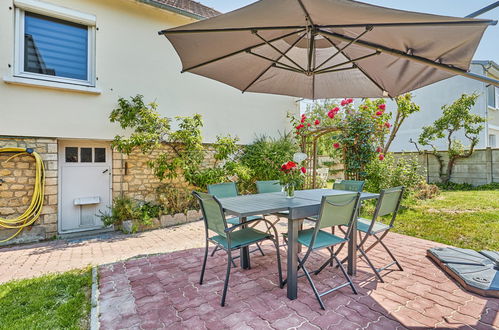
<box><xmin>385</xmin><ymin>61</ymin><xmax>499</xmax><ymax>152</ymax></box>
<box><xmin>0</xmin><ymin>0</ymin><xmax>298</xmax><ymax>144</ymax></box>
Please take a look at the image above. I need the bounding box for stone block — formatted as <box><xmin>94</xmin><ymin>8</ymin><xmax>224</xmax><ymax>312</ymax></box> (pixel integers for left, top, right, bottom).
<box><xmin>47</xmin><ymin>144</ymin><xmax>58</xmax><ymax>153</ymax></box>
<box><xmin>186</xmin><ymin>210</ymin><xmax>201</xmax><ymax>222</ymax></box>
<box><xmin>44</xmin><ymin>185</ymin><xmax>58</xmax><ymax>195</ymax></box>
<box><xmin>0</xmin><ymin>226</ymin><xmax>46</xmax><ymax>246</ymax></box>
<box><xmin>42</xmin><ymin>153</ymin><xmax>57</xmax><ymax>161</ymax></box>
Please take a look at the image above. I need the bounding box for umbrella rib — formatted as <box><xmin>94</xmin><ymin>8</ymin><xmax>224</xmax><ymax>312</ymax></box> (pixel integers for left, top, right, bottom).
<box><xmin>314</xmin><ymin>26</ymin><xmax>372</xmax><ymax>71</ymax></box>
<box><xmin>158</xmin><ymin>20</ymin><xmax>497</xmax><ymax>35</ymax></box>
<box><xmin>242</xmin><ymin>33</ymin><xmax>307</xmax><ymax>93</ymax></box>
<box><xmin>253</xmin><ymin>31</ymin><xmax>306</xmax><ymax>72</ymax></box>
<box><xmin>246</xmin><ymin>51</ymin><xmax>304</xmax><ymax>72</ymax></box>
<box><xmin>181</xmin><ymin>29</ymin><xmax>305</xmax><ymax>73</ymax></box>
<box><xmin>321</xmin><ymin>33</ymin><xmax>390</xmax><ymax>97</ymax></box>
<box><xmin>315</xmin><ymin>51</ymin><xmax>381</xmax><ymax>74</ymax></box>
<box><xmin>319</xmin><ymin>28</ymin><xmax>499</xmax><ymax>87</ymax></box>
<box><xmin>297</xmin><ymin>0</ymin><xmax>315</xmax><ymax>26</ymax></box>
<box><xmin>315</xmin><ymin>65</ymin><xmax>357</xmax><ymax>75</ymax></box>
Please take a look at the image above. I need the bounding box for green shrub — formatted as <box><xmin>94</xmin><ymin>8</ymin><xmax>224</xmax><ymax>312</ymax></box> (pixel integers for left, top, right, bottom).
<box><xmin>364</xmin><ymin>153</ymin><xmax>426</xmax><ymax>196</ymax></box>
<box><xmin>436</xmin><ymin>181</ymin><xmax>499</xmax><ymax>191</ymax></box>
<box><xmin>239</xmin><ymin>134</ymin><xmax>298</xmax><ymax>191</ymax></box>
<box><xmin>156</xmin><ymin>183</ymin><xmax>197</xmax><ymax>215</ymax></box>
<box><xmin>98</xmin><ymin>196</ymin><xmax>163</xmax><ymax>227</ymax></box>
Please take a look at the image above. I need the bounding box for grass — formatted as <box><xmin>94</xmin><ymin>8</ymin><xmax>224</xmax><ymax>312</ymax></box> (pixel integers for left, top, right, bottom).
<box><xmin>0</xmin><ymin>268</ymin><xmax>92</xmax><ymax>330</ymax></box>
<box><xmin>359</xmin><ymin>190</ymin><xmax>499</xmax><ymax>251</ymax></box>
<box><xmin>392</xmin><ymin>190</ymin><xmax>499</xmax><ymax>251</ymax></box>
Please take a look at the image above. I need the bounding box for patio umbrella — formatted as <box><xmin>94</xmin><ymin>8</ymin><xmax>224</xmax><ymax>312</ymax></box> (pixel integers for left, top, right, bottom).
<box><xmin>159</xmin><ymin>0</ymin><xmax>498</xmax><ymax>99</ymax></box>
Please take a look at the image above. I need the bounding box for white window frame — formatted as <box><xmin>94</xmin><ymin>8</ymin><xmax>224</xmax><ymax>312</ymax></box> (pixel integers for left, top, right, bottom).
<box><xmin>489</xmin><ymin>134</ymin><xmax>497</xmax><ymax>148</ymax></box>
<box><xmin>13</xmin><ymin>0</ymin><xmax>96</xmax><ymax>87</ymax></box>
<box><xmin>487</xmin><ymin>85</ymin><xmax>499</xmax><ymax>111</ymax></box>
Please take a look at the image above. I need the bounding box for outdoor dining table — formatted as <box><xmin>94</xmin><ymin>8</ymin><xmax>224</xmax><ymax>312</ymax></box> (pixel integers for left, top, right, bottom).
<box><xmin>219</xmin><ymin>188</ymin><xmax>379</xmax><ymax>300</ymax></box>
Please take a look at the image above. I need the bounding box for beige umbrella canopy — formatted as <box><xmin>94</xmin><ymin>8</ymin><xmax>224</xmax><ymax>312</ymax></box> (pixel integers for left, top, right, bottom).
<box><xmin>159</xmin><ymin>0</ymin><xmax>498</xmax><ymax>99</ymax></box>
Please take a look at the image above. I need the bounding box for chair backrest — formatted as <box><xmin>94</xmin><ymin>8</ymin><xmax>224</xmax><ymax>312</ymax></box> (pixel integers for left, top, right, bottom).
<box><xmin>192</xmin><ymin>191</ymin><xmax>227</xmax><ymax>237</ymax></box>
<box><xmin>256</xmin><ymin>180</ymin><xmax>282</xmax><ymax>194</ymax></box>
<box><xmin>207</xmin><ymin>182</ymin><xmax>238</xmax><ymax>199</ymax></box>
<box><xmin>373</xmin><ymin>186</ymin><xmax>405</xmax><ymax>227</ymax></box>
<box><xmin>333</xmin><ymin>180</ymin><xmax>365</xmax><ymax>192</ymax></box>
<box><xmin>316</xmin><ymin>192</ymin><xmax>361</xmax><ymax>230</ymax></box>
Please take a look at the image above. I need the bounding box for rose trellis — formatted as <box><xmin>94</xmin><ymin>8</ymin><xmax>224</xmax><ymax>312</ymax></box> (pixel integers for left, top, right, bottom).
<box><xmin>290</xmin><ymin>98</ymin><xmax>391</xmax><ymax>188</ymax></box>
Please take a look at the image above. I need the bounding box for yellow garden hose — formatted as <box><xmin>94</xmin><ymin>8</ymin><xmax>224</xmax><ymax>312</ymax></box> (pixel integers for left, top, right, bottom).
<box><xmin>0</xmin><ymin>147</ymin><xmax>45</xmax><ymax>242</ymax></box>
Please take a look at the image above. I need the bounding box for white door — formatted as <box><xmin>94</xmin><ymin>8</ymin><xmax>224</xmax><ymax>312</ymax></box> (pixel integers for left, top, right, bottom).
<box><xmin>59</xmin><ymin>141</ymin><xmax>112</xmax><ymax>233</ymax></box>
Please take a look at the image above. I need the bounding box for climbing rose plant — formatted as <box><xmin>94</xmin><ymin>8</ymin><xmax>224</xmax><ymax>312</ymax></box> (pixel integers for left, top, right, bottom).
<box><xmin>290</xmin><ymin>98</ymin><xmax>391</xmax><ymax>180</ymax></box>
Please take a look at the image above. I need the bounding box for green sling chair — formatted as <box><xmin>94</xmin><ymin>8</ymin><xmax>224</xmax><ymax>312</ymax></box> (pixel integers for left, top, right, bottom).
<box><xmin>207</xmin><ymin>182</ymin><xmax>265</xmax><ymax>260</ymax></box>
<box><xmin>336</xmin><ymin>186</ymin><xmax>405</xmax><ymax>282</ymax></box>
<box><xmin>193</xmin><ymin>191</ymin><xmax>283</xmax><ymax>306</ymax></box>
<box><xmin>284</xmin><ymin>192</ymin><xmax>362</xmax><ymax>310</ymax></box>
<box><xmin>306</xmin><ymin>180</ymin><xmax>365</xmax><ymax>222</ymax></box>
<box><xmin>255</xmin><ymin>180</ymin><xmax>289</xmax><ymax>226</ymax></box>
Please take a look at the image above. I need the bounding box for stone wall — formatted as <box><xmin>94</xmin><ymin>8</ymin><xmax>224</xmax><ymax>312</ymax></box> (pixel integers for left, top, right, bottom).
<box><xmin>0</xmin><ymin>137</ymin><xmax>58</xmax><ymax>244</ymax></box>
<box><xmin>112</xmin><ymin>143</ymin><xmax>217</xmax><ymax>202</ymax></box>
<box><xmin>393</xmin><ymin>148</ymin><xmax>499</xmax><ymax>186</ymax></box>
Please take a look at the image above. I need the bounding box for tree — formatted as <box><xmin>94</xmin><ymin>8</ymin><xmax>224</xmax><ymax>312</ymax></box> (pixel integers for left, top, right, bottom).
<box><xmin>110</xmin><ymin>95</ymin><xmax>241</xmax><ymax>186</ymax></box>
<box><xmin>383</xmin><ymin>93</ymin><xmax>420</xmax><ymax>153</ymax></box>
<box><xmin>416</xmin><ymin>93</ymin><xmax>485</xmax><ymax>184</ymax></box>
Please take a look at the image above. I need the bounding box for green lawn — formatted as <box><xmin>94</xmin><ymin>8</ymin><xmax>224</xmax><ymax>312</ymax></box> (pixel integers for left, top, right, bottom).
<box><xmin>0</xmin><ymin>268</ymin><xmax>92</xmax><ymax>330</ymax></box>
<box><xmin>392</xmin><ymin>190</ymin><xmax>499</xmax><ymax>251</ymax></box>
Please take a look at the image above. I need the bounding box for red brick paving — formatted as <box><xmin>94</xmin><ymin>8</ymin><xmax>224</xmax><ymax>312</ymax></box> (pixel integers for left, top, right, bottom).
<box><xmin>1</xmin><ymin>220</ymin><xmax>497</xmax><ymax>329</ymax></box>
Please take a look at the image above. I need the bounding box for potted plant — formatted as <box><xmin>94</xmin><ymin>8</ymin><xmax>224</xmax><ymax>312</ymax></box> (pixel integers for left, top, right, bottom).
<box><xmin>279</xmin><ymin>161</ymin><xmax>306</xmax><ymax>198</ymax></box>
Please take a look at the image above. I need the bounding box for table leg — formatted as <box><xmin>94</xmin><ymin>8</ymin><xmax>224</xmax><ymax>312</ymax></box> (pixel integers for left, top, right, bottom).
<box><xmin>347</xmin><ymin>213</ymin><xmax>357</xmax><ymax>276</ymax></box>
<box><xmin>240</xmin><ymin>216</ymin><xmax>250</xmax><ymax>269</ymax></box>
<box><xmin>287</xmin><ymin>218</ymin><xmax>299</xmax><ymax>300</ymax></box>
<box><xmin>297</xmin><ymin>220</ymin><xmax>303</xmax><ymax>253</ymax></box>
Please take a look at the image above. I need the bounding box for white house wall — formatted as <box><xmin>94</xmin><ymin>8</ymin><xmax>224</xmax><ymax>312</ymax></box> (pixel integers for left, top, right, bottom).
<box><xmin>0</xmin><ymin>0</ymin><xmax>298</xmax><ymax>144</ymax></box>
<box><xmin>386</xmin><ymin>64</ymin><xmax>489</xmax><ymax>152</ymax></box>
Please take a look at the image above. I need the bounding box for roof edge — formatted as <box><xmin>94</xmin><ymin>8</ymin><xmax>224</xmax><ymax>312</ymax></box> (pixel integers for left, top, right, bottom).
<box><xmin>136</xmin><ymin>0</ymin><xmax>206</xmax><ymax>20</ymax></box>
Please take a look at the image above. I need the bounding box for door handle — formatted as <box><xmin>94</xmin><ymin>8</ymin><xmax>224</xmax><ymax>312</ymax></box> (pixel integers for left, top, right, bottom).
<box><xmin>102</xmin><ymin>169</ymin><xmax>109</xmax><ymax>174</ymax></box>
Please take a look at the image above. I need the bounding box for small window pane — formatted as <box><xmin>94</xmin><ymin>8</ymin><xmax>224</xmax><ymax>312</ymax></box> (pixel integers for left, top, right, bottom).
<box><xmin>65</xmin><ymin>147</ymin><xmax>78</xmax><ymax>162</ymax></box>
<box><xmin>24</xmin><ymin>12</ymin><xmax>88</xmax><ymax>80</ymax></box>
<box><xmin>94</xmin><ymin>148</ymin><xmax>106</xmax><ymax>163</ymax></box>
<box><xmin>489</xmin><ymin>135</ymin><xmax>497</xmax><ymax>148</ymax></box>
<box><xmin>488</xmin><ymin>85</ymin><xmax>496</xmax><ymax>108</ymax></box>
<box><xmin>81</xmin><ymin>148</ymin><xmax>92</xmax><ymax>162</ymax></box>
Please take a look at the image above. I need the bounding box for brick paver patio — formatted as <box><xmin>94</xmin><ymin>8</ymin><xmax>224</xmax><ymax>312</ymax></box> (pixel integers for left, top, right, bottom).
<box><xmin>1</xmin><ymin>220</ymin><xmax>497</xmax><ymax>329</ymax></box>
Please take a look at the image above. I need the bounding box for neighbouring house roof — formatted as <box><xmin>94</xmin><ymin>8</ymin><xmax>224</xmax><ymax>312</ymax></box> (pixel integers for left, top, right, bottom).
<box><xmin>136</xmin><ymin>0</ymin><xmax>221</xmax><ymax>20</ymax></box>
<box><xmin>472</xmin><ymin>60</ymin><xmax>499</xmax><ymax>79</ymax></box>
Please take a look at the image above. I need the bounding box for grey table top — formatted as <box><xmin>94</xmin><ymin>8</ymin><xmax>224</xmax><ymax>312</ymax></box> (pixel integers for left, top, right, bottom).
<box><xmin>219</xmin><ymin>189</ymin><xmax>379</xmax><ymax>220</ymax></box>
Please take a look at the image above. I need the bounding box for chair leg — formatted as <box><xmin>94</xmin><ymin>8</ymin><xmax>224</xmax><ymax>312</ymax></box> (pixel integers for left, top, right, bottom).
<box><xmin>358</xmin><ymin>247</ymin><xmax>384</xmax><ymax>282</ymax></box>
<box><xmin>333</xmin><ymin>254</ymin><xmax>357</xmax><ymax>294</ymax></box>
<box><xmin>271</xmin><ymin>237</ymin><xmax>284</xmax><ymax>288</ymax></box>
<box><xmin>200</xmin><ymin>240</ymin><xmax>209</xmax><ymax>285</ymax></box>
<box><xmin>299</xmin><ymin>256</ymin><xmax>325</xmax><ymax>310</ymax></box>
<box><xmin>256</xmin><ymin>242</ymin><xmax>265</xmax><ymax>256</ymax></box>
<box><xmin>315</xmin><ymin>251</ymin><xmax>334</xmax><ymax>275</ymax></box>
<box><xmin>376</xmin><ymin>234</ymin><xmax>403</xmax><ymax>271</ymax></box>
<box><xmin>211</xmin><ymin>245</ymin><xmax>219</xmax><ymax>257</ymax></box>
<box><xmin>221</xmin><ymin>250</ymin><xmax>232</xmax><ymax>307</ymax></box>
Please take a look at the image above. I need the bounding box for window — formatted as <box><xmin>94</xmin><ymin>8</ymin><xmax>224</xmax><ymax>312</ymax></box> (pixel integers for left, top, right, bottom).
<box><xmin>489</xmin><ymin>134</ymin><xmax>497</xmax><ymax>148</ymax></box>
<box><xmin>488</xmin><ymin>85</ymin><xmax>498</xmax><ymax>109</ymax></box>
<box><xmin>65</xmin><ymin>147</ymin><xmax>107</xmax><ymax>163</ymax></box>
<box><xmin>65</xmin><ymin>147</ymin><xmax>78</xmax><ymax>162</ymax></box>
<box><xmin>14</xmin><ymin>1</ymin><xmax>95</xmax><ymax>86</ymax></box>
